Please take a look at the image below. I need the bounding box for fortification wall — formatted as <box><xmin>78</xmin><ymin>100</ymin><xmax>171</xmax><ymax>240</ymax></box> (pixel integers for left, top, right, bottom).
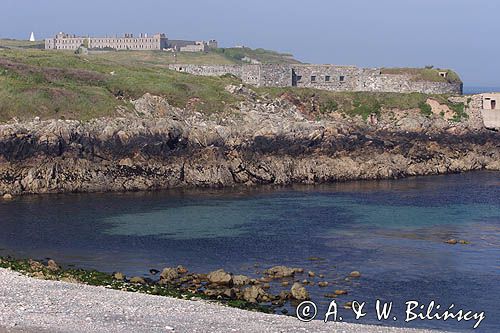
<box><xmin>168</xmin><ymin>64</ymin><xmax>462</xmax><ymax>95</ymax></box>
<box><xmin>259</xmin><ymin>65</ymin><xmax>293</xmax><ymax>87</ymax></box>
<box><xmin>168</xmin><ymin>64</ymin><xmax>243</xmax><ymax>77</ymax></box>
<box><xmin>360</xmin><ymin>73</ymin><xmax>462</xmax><ymax>94</ymax></box>
<box><xmin>292</xmin><ymin>65</ymin><xmax>361</xmax><ymax>91</ymax></box>
<box><xmin>241</xmin><ymin>65</ymin><xmax>261</xmax><ymax>86</ymax></box>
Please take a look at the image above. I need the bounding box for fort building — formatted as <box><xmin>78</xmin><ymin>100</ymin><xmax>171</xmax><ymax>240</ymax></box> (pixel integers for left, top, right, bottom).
<box><xmin>168</xmin><ymin>64</ymin><xmax>463</xmax><ymax>95</ymax></box>
<box><xmin>45</xmin><ymin>32</ymin><xmax>168</xmax><ymax>51</ymax></box>
<box><xmin>45</xmin><ymin>32</ymin><xmax>217</xmax><ymax>52</ymax></box>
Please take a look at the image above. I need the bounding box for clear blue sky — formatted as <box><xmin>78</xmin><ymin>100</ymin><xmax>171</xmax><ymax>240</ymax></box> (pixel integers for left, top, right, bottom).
<box><xmin>2</xmin><ymin>0</ymin><xmax>499</xmax><ymax>87</ymax></box>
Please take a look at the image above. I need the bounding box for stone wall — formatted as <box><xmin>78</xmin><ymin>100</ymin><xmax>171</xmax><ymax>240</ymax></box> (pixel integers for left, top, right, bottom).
<box><xmin>168</xmin><ymin>64</ymin><xmax>243</xmax><ymax>77</ymax></box>
<box><xmin>292</xmin><ymin>65</ymin><xmax>361</xmax><ymax>91</ymax></box>
<box><xmin>260</xmin><ymin>65</ymin><xmax>293</xmax><ymax>87</ymax></box>
<box><xmin>168</xmin><ymin>63</ymin><xmax>463</xmax><ymax>95</ymax></box>
<box><xmin>241</xmin><ymin>65</ymin><xmax>261</xmax><ymax>86</ymax></box>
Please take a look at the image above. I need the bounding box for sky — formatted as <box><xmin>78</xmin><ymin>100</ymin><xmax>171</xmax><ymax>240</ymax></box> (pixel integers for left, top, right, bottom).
<box><xmin>2</xmin><ymin>0</ymin><xmax>500</xmax><ymax>87</ymax></box>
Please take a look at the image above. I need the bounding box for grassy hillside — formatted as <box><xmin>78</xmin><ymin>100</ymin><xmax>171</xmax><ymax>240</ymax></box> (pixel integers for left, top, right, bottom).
<box><xmin>259</xmin><ymin>87</ymin><xmax>457</xmax><ymax>120</ymax></box>
<box><xmin>213</xmin><ymin>47</ymin><xmax>301</xmax><ymax>64</ymax></box>
<box><xmin>0</xmin><ymin>39</ymin><xmax>45</xmax><ymax>49</ymax></box>
<box><xmin>0</xmin><ymin>47</ymin><xmax>244</xmax><ymax>121</ymax></box>
<box><xmin>0</xmin><ymin>43</ymin><xmax>466</xmax><ymax>123</ymax></box>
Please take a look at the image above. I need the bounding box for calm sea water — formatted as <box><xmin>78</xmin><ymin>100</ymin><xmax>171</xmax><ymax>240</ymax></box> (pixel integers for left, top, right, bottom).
<box><xmin>0</xmin><ymin>171</ymin><xmax>499</xmax><ymax>332</ymax></box>
<box><xmin>463</xmin><ymin>86</ymin><xmax>500</xmax><ymax>94</ymax></box>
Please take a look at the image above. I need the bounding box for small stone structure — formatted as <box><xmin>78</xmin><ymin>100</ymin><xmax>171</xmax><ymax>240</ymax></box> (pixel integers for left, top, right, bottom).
<box><xmin>169</xmin><ymin>64</ymin><xmax>463</xmax><ymax>95</ymax></box>
<box><xmin>169</xmin><ymin>40</ymin><xmax>218</xmax><ymax>52</ymax></box>
<box><xmin>480</xmin><ymin>93</ymin><xmax>500</xmax><ymax>129</ymax></box>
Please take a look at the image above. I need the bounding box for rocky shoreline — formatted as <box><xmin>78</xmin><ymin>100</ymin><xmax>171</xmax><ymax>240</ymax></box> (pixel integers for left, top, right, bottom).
<box><xmin>0</xmin><ymin>266</ymin><xmax>441</xmax><ymax>333</ymax></box>
<box><xmin>0</xmin><ymin>90</ymin><xmax>499</xmax><ymax>196</ymax></box>
<box><xmin>0</xmin><ymin>256</ymin><xmax>361</xmax><ymax>315</ymax></box>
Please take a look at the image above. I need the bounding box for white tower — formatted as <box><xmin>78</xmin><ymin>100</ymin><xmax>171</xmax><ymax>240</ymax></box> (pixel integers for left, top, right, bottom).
<box><xmin>29</xmin><ymin>32</ymin><xmax>35</xmax><ymax>42</ymax></box>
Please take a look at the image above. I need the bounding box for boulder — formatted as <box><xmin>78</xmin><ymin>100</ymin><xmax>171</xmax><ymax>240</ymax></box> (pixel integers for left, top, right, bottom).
<box><xmin>47</xmin><ymin>260</ymin><xmax>60</xmax><ymax>272</ymax></box>
<box><xmin>203</xmin><ymin>289</ymin><xmax>222</xmax><ymax>297</ymax></box>
<box><xmin>242</xmin><ymin>286</ymin><xmax>268</xmax><ymax>303</ymax></box>
<box><xmin>232</xmin><ymin>275</ymin><xmax>250</xmax><ymax>286</ymax></box>
<box><xmin>264</xmin><ymin>266</ymin><xmax>296</xmax><ymax>278</ymax></box>
<box><xmin>113</xmin><ymin>272</ymin><xmax>125</xmax><ymax>281</ymax></box>
<box><xmin>318</xmin><ymin>281</ymin><xmax>329</xmax><ymax>288</ymax></box>
<box><xmin>130</xmin><ymin>276</ymin><xmax>146</xmax><ymax>284</ymax></box>
<box><xmin>28</xmin><ymin>259</ymin><xmax>44</xmax><ymax>271</ymax></box>
<box><xmin>291</xmin><ymin>283</ymin><xmax>309</xmax><ymax>301</ymax></box>
<box><xmin>445</xmin><ymin>239</ymin><xmax>458</xmax><ymax>245</ymax></box>
<box><xmin>2</xmin><ymin>193</ymin><xmax>13</xmax><ymax>200</ymax></box>
<box><xmin>160</xmin><ymin>267</ymin><xmax>179</xmax><ymax>283</ymax></box>
<box><xmin>207</xmin><ymin>269</ymin><xmax>232</xmax><ymax>285</ymax></box>
<box><xmin>335</xmin><ymin>290</ymin><xmax>348</xmax><ymax>296</ymax></box>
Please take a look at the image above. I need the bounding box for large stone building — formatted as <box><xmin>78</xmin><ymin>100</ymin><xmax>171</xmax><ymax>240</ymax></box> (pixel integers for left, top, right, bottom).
<box><xmin>45</xmin><ymin>32</ymin><xmax>217</xmax><ymax>52</ymax></box>
<box><xmin>168</xmin><ymin>64</ymin><xmax>463</xmax><ymax>95</ymax></box>
<box><xmin>45</xmin><ymin>32</ymin><xmax>168</xmax><ymax>51</ymax></box>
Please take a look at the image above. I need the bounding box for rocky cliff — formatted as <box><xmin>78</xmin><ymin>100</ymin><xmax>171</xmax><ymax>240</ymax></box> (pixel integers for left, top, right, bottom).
<box><xmin>0</xmin><ymin>87</ymin><xmax>499</xmax><ymax>195</ymax></box>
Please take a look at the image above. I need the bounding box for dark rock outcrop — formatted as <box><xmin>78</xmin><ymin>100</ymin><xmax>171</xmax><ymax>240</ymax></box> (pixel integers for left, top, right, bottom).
<box><xmin>0</xmin><ymin>94</ymin><xmax>498</xmax><ymax>195</ymax></box>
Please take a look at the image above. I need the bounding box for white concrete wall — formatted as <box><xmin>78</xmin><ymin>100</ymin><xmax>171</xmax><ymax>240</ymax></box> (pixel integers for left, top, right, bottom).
<box><xmin>481</xmin><ymin>109</ymin><xmax>500</xmax><ymax>129</ymax></box>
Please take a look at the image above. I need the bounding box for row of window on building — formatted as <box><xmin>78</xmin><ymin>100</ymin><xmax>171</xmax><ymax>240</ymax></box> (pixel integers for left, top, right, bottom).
<box><xmin>296</xmin><ymin>75</ymin><xmax>346</xmax><ymax>83</ymax></box>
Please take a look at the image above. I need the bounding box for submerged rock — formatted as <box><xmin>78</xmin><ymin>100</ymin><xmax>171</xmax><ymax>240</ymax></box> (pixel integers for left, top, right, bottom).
<box><xmin>176</xmin><ymin>265</ymin><xmax>188</xmax><ymax>274</ymax></box>
<box><xmin>349</xmin><ymin>271</ymin><xmax>361</xmax><ymax>278</ymax></box>
<box><xmin>264</xmin><ymin>266</ymin><xmax>296</xmax><ymax>279</ymax></box>
<box><xmin>445</xmin><ymin>239</ymin><xmax>458</xmax><ymax>245</ymax></box>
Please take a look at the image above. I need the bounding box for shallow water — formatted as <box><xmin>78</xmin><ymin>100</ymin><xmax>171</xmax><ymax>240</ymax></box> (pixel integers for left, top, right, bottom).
<box><xmin>0</xmin><ymin>171</ymin><xmax>499</xmax><ymax>332</ymax></box>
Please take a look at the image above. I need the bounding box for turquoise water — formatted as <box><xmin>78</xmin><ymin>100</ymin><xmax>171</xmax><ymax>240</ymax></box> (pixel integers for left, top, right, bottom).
<box><xmin>0</xmin><ymin>171</ymin><xmax>498</xmax><ymax>332</ymax></box>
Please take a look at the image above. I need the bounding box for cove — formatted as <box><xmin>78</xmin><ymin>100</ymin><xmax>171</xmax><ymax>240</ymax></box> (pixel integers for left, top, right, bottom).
<box><xmin>0</xmin><ymin>171</ymin><xmax>498</xmax><ymax>332</ymax></box>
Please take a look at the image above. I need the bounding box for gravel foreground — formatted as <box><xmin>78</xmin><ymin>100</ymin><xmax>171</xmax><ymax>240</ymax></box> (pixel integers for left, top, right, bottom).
<box><xmin>0</xmin><ymin>268</ymin><xmax>443</xmax><ymax>333</ymax></box>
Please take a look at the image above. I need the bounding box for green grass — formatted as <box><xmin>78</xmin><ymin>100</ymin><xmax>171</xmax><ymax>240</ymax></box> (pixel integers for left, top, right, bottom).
<box><xmin>259</xmin><ymin>87</ymin><xmax>455</xmax><ymax>120</ymax></box>
<box><xmin>449</xmin><ymin>102</ymin><xmax>468</xmax><ymax>122</ymax></box>
<box><xmin>214</xmin><ymin>47</ymin><xmax>301</xmax><ymax>64</ymax></box>
<box><xmin>0</xmin><ymin>39</ymin><xmax>45</xmax><ymax>49</ymax></box>
<box><xmin>381</xmin><ymin>68</ymin><xmax>462</xmax><ymax>83</ymax></box>
<box><xmin>419</xmin><ymin>101</ymin><xmax>433</xmax><ymax>116</ymax></box>
<box><xmin>0</xmin><ymin>47</ymin><xmax>244</xmax><ymax>121</ymax></box>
